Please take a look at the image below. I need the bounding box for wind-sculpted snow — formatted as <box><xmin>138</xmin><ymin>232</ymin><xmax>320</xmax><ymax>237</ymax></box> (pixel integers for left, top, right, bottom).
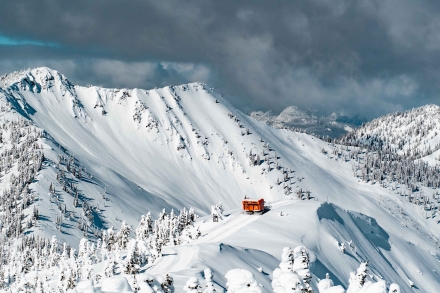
<box><xmin>0</xmin><ymin>68</ymin><xmax>439</xmax><ymax>292</ymax></box>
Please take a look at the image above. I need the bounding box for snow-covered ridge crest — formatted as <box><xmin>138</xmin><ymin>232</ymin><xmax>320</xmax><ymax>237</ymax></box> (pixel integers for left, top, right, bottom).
<box><xmin>0</xmin><ymin>67</ymin><xmax>214</xmax><ymax>121</ymax></box>
<box><xmin>0</xmin><ymin>67</ymin><xmax>74</xmax><ymax>92</ymax></box>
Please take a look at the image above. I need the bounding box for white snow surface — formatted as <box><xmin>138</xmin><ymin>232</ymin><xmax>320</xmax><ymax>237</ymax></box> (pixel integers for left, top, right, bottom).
<box><xmin>100</xmin><ymin>277</ymin><xmax>133</xmax><ymax>293</ymax></box>
<box><xmin>0</xmin><ymin>67</ymin><xmax>439</xmax><ymax>292</ymax></box>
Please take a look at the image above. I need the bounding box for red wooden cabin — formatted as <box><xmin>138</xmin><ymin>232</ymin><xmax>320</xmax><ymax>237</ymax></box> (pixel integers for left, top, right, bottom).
<box><xmin>242</xmin><ymin>198</ymin><xmax>265</xmax><ymax>213</ymax></box>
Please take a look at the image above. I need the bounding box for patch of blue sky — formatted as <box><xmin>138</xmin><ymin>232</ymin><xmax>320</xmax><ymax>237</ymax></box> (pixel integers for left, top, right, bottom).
<box><xmin>0</xmin><ymin>34</ymin><xmax>59</xmax><ymax>47</ymax></box>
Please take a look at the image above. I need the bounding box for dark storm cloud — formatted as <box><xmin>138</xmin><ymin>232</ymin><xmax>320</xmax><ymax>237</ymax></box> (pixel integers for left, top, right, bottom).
<box><xmin>1</xmin><ymin>0</ymin><xmax>440</xmax><ymax>118</ymax></box>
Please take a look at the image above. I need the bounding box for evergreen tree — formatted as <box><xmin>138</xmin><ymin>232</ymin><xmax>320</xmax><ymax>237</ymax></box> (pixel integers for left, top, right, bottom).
<box><xmin>184</xmin><ymin>277</ymin><xmax>202</xmax><ymax>293</ymax></box>
<box><xmin>203</xmin><ymin>268</ymin><xmax>216</xmax><ymax>293</ymax></box>
<box><xmin>118</xmin><ymin>221</ymin><xmax>130</xmax><ymax>250</ymax></box>
<box><xmin>65</xmin><ymin>268</ymin><xmax>77</xmax><ymax>290</ymax></box>
<box><xmin>162</xmin><ymin>274</ymin><xmax>175</xmax><ymax>293</ymax></box>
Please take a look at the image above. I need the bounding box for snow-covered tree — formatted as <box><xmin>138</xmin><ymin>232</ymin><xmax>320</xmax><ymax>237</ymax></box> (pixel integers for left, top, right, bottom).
<box><xmin>203</xmin><ymin>268</ymin><xmax>216</xmax><ymax>293</ymax></box>
<box><xmin>211</xmin><ymin>203</ymin><xmax>223</xmax><ymax>222</ymax></box>
<box><xmin>318</xmin><ymin>273</ymin><xmax>345</xmax><ymax>293</ymax></box>
<box><xmin>118</xmin><ymin>220</ymin><xmax>131</xmax><ymax>250</ymax></box>
<box><xmin>65</xmin><ymin>268</ymin><xmax>77</xmax><ymax>290</ymax></box>
<box><xmin>318</xmin><ymin>273</ymin><xmax>334</xmax><ymax>293</ymax></box>
<box><xmin>388</xmin><ymin>284</ymin><xmax>400</xmax><ymax>293</ymax></box>
<box><xmin>356</xmin><ymin>280</ymin><xmax>387</xmax><ymax>293</ymax></box>
<box><xmin>272</xmin><ymin>271</ymin><xmax>307</xmax><ymax>293</ymax></box>
<box><xmin>132</xmin><ymin>274</ymin><xmax>141</xmax><ymax>293</ymax></box>
<box><xmin>124</xmin><ymin>240</ymin><xmax>140</xmax><ymax>274</ymax></box>
<box><xmin>104</xmin><ymin>258</ymin><xmax>117</xmax><ymax>278</ymax></box>
<box><xmin>346</xmin><ymin>262</ymin><xmax>390</xmax><ymax>293</ymax></box>
<box><xmin>162</xmin><ymin>274</ymin><xmax>175</xmax><ymax>293</ymax></box>
<box><xmin>184</xmin><ymin>277</ymin><xmax>202</xmax><ymax>293</ymax></box>
<box><xmin>57</xmin><ymin>269</ymin><xmax>66</xmax><ymax>292</ymax></box>
<box><xmin>347</xmin><ymin>262</ymin><xmax>368</xmax><ymax>293</ymax></box>
<box><xmin>225</xmin><ymin>269</ymin><xmax>261</xmax><ymax>293</ymax></box>
<box><xmin>292</xmin><ymin>246</ymin><xmax>312</xmax><ymax>292</ymax></box>
<box><xmin>272</xmin><ymin>246</ymin><xmax>313</xmax><ymax>293</ymax></box>
<box><xmin>78</xmin><ymin>238</ymin><xmax>88</xmax><ymax>260</ymax></box>
<box><xmin>279</xmin><ymin>247</ymin><xmax>294</xmax><ymax>272</ymax></box>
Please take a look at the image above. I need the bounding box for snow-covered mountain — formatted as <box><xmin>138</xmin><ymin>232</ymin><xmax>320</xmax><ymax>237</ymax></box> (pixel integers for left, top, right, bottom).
<box><xmin>339</xmin><ymin>104</ymin><xmax>440</xmax><ymax>160</ymax></box>
<box><xmin>0</xmin><ymin>67</ymin><xmax>439</xmax><ymax>292</ymax></box>
<box><xmin>0</xmin><ymin>67</ymin><xmax>323</xmax><ymax>243</ymax></box>
<box><xmin>251</xmin><ymin>107</ymin><xmax>364</xmax><ymax>139</ymax></box>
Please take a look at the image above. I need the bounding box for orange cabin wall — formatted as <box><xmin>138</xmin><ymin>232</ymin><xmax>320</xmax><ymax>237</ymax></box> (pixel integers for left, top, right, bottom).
<box><xmin>242</xmin><ymin>198</ymin><xmax>264</xmax><ymax>211</ymax></box>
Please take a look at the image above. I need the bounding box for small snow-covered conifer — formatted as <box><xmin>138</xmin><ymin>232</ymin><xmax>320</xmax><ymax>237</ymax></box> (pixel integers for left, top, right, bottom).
<box><xmin>389</xmin><ymin>283</ymin><xmax>400</xmax><ymax>293</ymax></box>
<box><xmin>162</xmin><ymin>274</ymin><xmax>175</xmax><ymax>293</ymax></box>
<box><xmin>347</xmin><ymin>262</ymin><xmax>368</xmax><ymax>293</ymax></box>
<box><xmin>118</xmin><ymin>221</ymin><xmax>131</xmax><ymax>249</ymax></box>
<box><xmin>225</xmin><ymin>269</ymin><xmax>261</xmax><ymax>293</ymax></box>
<box><xmin>203</xmin><ymin>268</ymin><xmax>216</xmax><ymax>293</ymax></box>
<box><xmin>184</xmin><ymin>277</ymin><xmax>202</xmax><ymax>293</ymax></box>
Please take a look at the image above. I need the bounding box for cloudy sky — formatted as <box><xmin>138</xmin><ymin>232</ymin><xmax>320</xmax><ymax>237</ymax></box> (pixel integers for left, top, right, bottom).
<box><xmin>0</xmin><ymin>0</ymin><xmax>439</xmax><ymax>118</ymax></box>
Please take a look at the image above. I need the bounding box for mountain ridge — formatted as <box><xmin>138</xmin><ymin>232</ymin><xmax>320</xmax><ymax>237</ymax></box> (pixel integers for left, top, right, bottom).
<box><xmin>339</xmin><ymin>103</ymin><xmax>440</xmax><ymax>161</ymax></box>
<box><xmin>0</xmin><ymin>67</ymin><xmax>439</xmax><ymax>292</ymax></box>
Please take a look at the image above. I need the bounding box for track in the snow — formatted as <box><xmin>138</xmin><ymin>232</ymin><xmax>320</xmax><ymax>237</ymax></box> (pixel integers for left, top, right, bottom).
<box><xmin>146</xmin><ymin>245</ymin><xmax>199</xmax><ymax>275</ymax></box>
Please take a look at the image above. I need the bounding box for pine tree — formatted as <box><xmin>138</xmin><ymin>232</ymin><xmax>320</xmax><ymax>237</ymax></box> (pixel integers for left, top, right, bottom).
<box><xmin>118</xmin><ymin>221</ymin><xmax>130</xmax><ymax>250</ymax></box>
<box><xmin>347</xmin><ymin>262</ymin><xmax>368</xmax><ymax>293</ymax></box>
<box><xmin>131</xmin><ymin>274</ymin><xmax>140</xmax><ymax>293</ymax></box>
<box><xmin>162</xmin><ymin>274</ymin><xmax>175</xmax><ymax>293</ymax></box>
<box><xmin>203</xmin><ymin>268</ymin><xmax>216</xmax><ymax>293</ymax></box>
<box><xmin>124</xmin><ymin>240</ymin><xmax>140</xmax><ymax>275</ymax></box>
<box><xmin>184</xmin><ymin>277</ymin><xmax>202</xmax><ymax>293</ymax></box>
<box><xmin>65</xmin><ymin>268</ymin><xmax>76</xmax><ymax>290</ymax></box>
<box><xmin>104</xmin><ymin>259</ymin><xmax>116</xmax><ymax>278</ymax></box>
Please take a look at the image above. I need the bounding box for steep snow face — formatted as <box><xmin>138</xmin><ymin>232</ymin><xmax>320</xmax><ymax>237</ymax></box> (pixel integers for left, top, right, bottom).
<box><xmin>0</xmin><ymin>68</ymin><xmax>440</xmax><ymax>292</ymax></box>
<box><xmin>340</xmin><ymin>104</ymin><xmax>440</xmax><ymax>159</ymax></box>
<box><xmin>2</xmin><ymin>68</ymin><xmax>308</xmax><ymax>208</ymax></box>
<box><xmin>0</xmin><ymin>67</ymin><xmax>327</xmax><ymax>244</ymax></box>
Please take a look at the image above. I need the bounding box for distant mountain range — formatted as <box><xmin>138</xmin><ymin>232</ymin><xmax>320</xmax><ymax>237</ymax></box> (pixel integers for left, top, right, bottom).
<box><xmin>251</xmin><ymin>106</ymin><xmax>367</xmax><ymax>138</ymax></box>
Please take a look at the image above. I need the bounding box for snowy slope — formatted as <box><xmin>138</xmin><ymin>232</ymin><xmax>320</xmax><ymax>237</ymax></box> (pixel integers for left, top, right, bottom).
<box><xmin>0</xmin><ymin>68</ymin><xmax>439</xmax><ymax>292</ymax></box>
<box><xmin>0</xmin><ymin>67</ymin><xmax>327</xmax><ymax>246</ymax></box>
<box><xmin>340</xmin><ymin>104</ymin><xmax>440</xmax><ymax>159</ymax></box>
